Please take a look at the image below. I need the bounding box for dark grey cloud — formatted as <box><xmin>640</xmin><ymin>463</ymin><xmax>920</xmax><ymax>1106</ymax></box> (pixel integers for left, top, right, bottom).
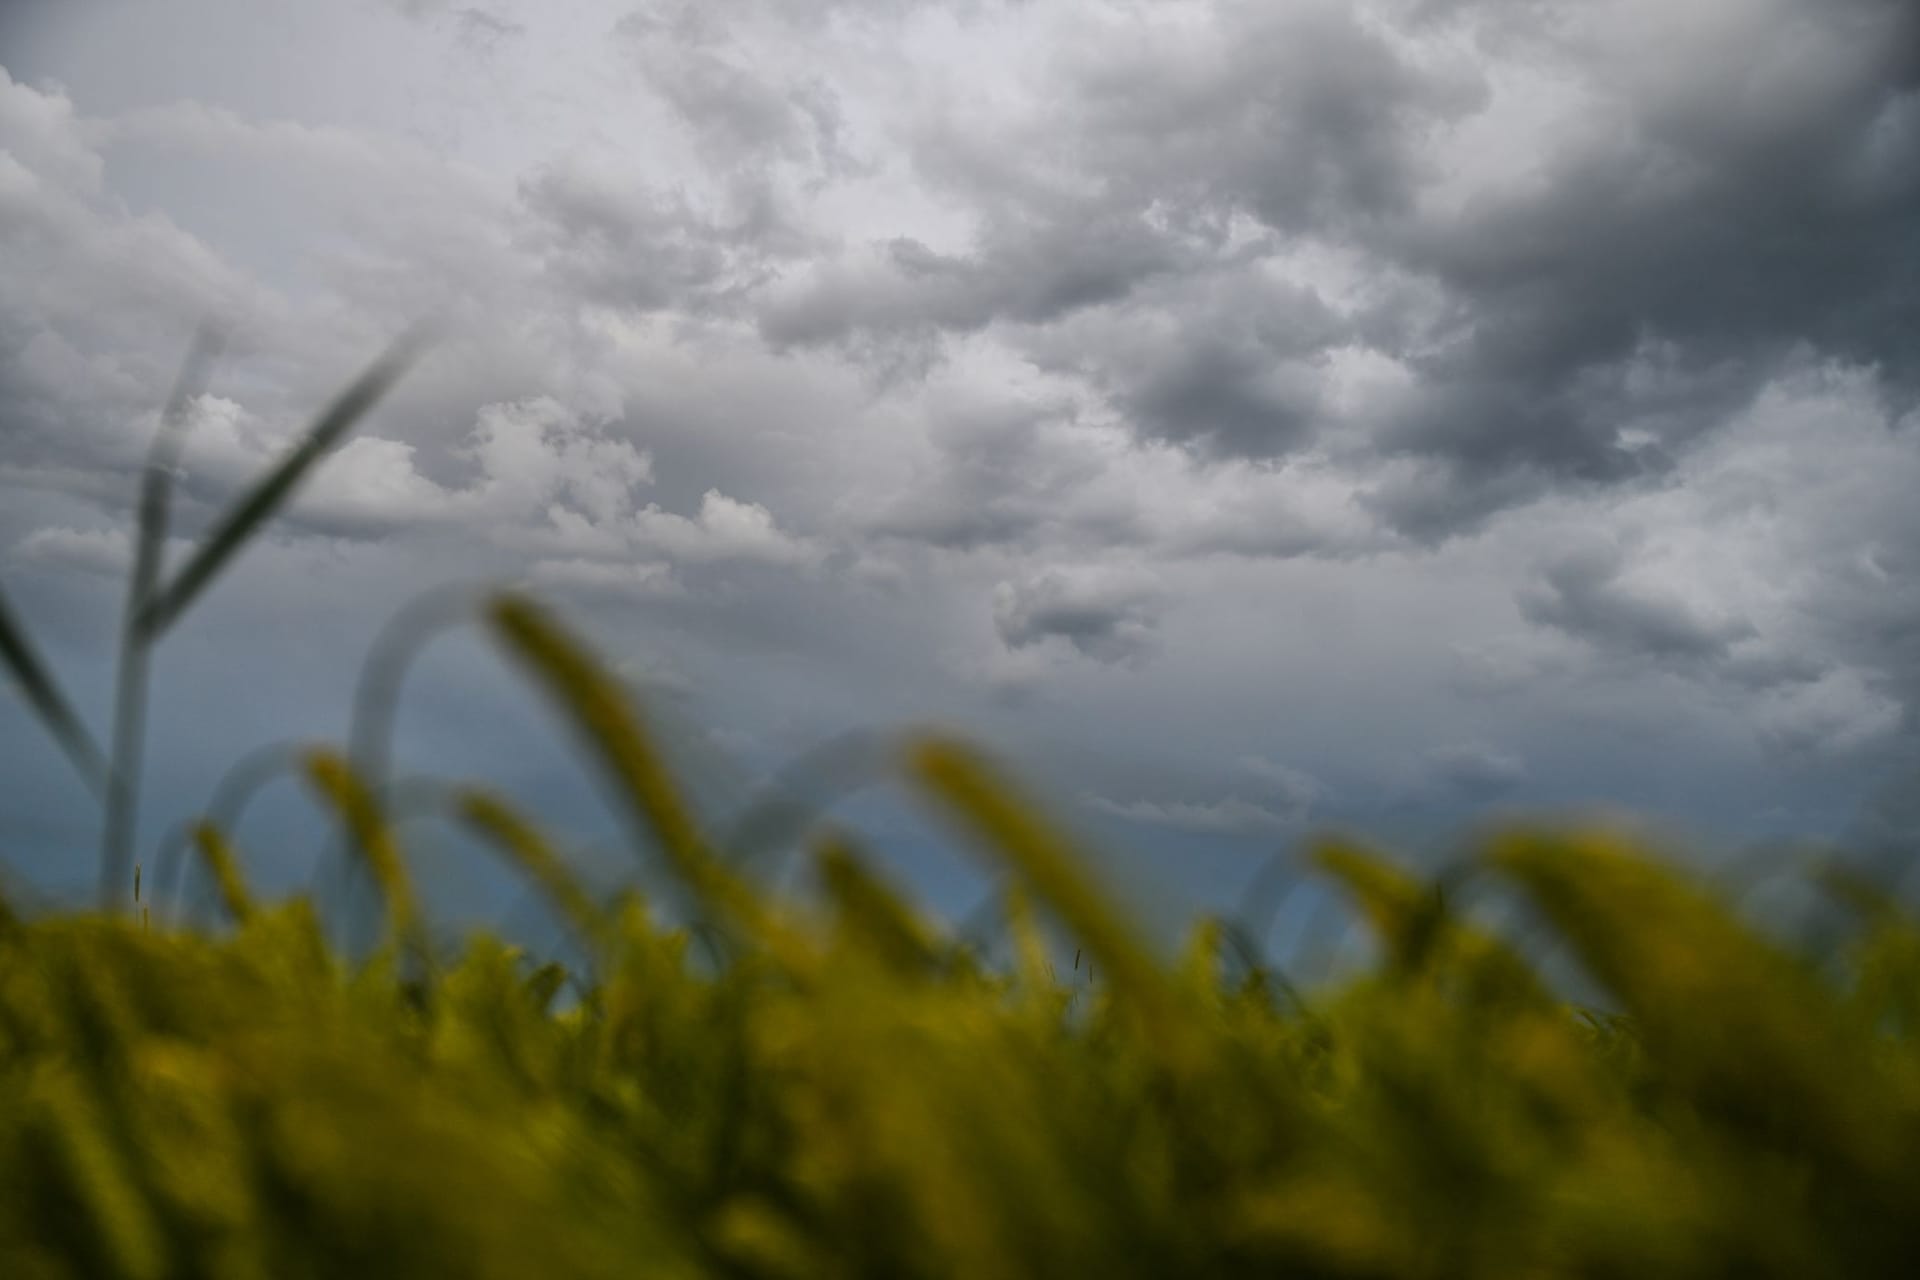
<box><xmin>1026</xmin><ymin>273</ymin><xmax>1350</xmax><ymax>460</ymax></box>
<box><xmin>761</xmin><ymin>0</ymin><xmax>1450</xmax><ymax>375</ymax></box>
<box><xmin>1120</xmin><ymin>340</ymin><xmax>1323</xmax><ymax>461</ymax></box>
<box><xmin>1356</xmin><ymin>459</ymin><xmax>1549</xmax><ymax>547</ymax></box>
<box><xmin>518</xmin><ymin>163</ymin><xmax>814</xmax><ymax>315</ymax></box>
<box><xmin>992</xmin><ymin>568</ymin><xmax>1163</xmax><ymax>667</ymax></box>
<box><xmin>760</xmin><ymin>214</ymin><xmax>1192</xmax><ymax>355</ymax></box>
<box><xmin>865</xmin><ymin>399</ymin><xmax>1087</xmax><ymax>550</ymax></box>
<box><xmin>862</xmin><ymin>395</ymin><xmax>1152</xmax><ymax>553</ymax></box>
<box><xmin>1047</xmin><ymin>0</ymin><xmax>1485</xmax><ymax>234</ymax></box>
<box><xmin>1422</xmin><ymin>741</ymin><xmax>1526</xmax><ymax>800</ymax></box>
<box><xmin>614</xmin><ymin>3</ymin><xmax>854</xmax><ymax>175</ymax></box>
<box><xmin>751</xmin><ymin>0</ymin><xmax>1919</xmax><ymax>540</ymax></box>
<box><xmin>1237</xmin><ymin>754</ymin><xmax>1327</xmax><ymax>813</ymax></box>
<box><xmin>1518</xmin><ymin>545</ymin><xmax>1756</xmax><ymax>665</ymax></box>
<box><xmin>1345</xmin><ymin>0</ymin><xmax>1919</xmax><ymax>533</ymax></box>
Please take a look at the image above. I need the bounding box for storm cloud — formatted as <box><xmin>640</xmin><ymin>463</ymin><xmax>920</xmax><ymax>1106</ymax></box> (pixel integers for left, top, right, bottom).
<box><xmin>3</xmin><ymin>0</ymin><xmax>1919</xmax><ymax>920</ymax></box>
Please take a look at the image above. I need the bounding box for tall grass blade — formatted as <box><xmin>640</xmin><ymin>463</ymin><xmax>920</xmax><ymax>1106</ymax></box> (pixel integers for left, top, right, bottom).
<box><xmin>815</xmin><ymin>833</ymin><xmax>939</xmax><ymax>974</ymax></box>
<box><xmin>346</xmin><ymin>582</ymin><xmax>482</xmax><ymax>804</ymax></box>
<box><xmin>138</xmin><ymin>328</ymin><xmax>428</xmax><ymax>640</ymax></box>
<box><xmin>302</xmin><ymin>749</ymin><xmax>426</xmax><ymax>966</ymax></box>
<box><xmin>455</xmin><ymin>788</ymin><xmax>609</xmax><ymax>948</ymax></box>
<box><xmin>130</xmin><ymin>325</ymin><xmax>224</xmax><ymax>627</ymax></box>
<box><xmin>484</xmin><ymin>594</ymin><xmax>792</xmax><ymax>956</ymax></box>
<box><xmin>192</xmin><ymin>821</ymin><xmax>255</xmax><ymax>925</ymax></box>
<box><xmin>905</xmin><ymin>737</ymin><xmax>1187</xmax><ymax>1053</ymax></box>
<box><xmin>99</xmin><ymin>327</ymin><xmax>223</xmax><ymax>907</ymax></box>
<box><xmin>0</xmin><ymin>583</ymin><xmax>107</xmax><ymax>793</ymax></box>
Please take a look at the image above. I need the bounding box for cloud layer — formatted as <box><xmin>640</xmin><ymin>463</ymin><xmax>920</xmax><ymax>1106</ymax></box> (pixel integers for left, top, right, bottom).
<box><xmin>3</xmin><ymin>0</ymin><xmax>1918</xmax><ymax>913</ymax></box>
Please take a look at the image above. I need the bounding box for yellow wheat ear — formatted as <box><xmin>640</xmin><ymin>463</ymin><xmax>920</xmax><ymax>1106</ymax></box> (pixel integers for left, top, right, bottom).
<box><xmin>484</xmin><ymin>593</ymin><xmax>809</xmax><ymax>968</ymax></box>
<box><xmin>303</xmin><ymin>749</ymin><xmax>426</xmax><ymax>966</ymax></box>
<box><xmin>190</xmin><ymin>823</ymin><xmax>254</xmax><ymax>926</ymax></box>
<box><xmin>905</xmin><ymin>735</ymin><xmax>1196</xmax><ymax>1064</ymax></box>
<box><xmin>1312</xmin><ymin>838</ymin><xmax>1546</xmax><ymax>1006</ymax></box>
<box><xmin>455</xmin><ymin>788</ymin><xmax>610</xmax><ymax>952</ymax></box>
<box><xmin>815</xmin><ymin>833</ymin><xmax>940</xmax><ymax>975</ymax></box>
<box><xmin>1490</xmin><ymin>827</ymin><xmax>1909</xmax><ymax>1186</ymax></box>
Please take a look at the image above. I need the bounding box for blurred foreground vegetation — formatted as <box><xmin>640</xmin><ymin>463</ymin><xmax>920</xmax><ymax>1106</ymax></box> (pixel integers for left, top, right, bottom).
<box><xmin>1</xmin><ymin>593</ymin><xmax>1918</xmax><ymax>1278</ymax></box>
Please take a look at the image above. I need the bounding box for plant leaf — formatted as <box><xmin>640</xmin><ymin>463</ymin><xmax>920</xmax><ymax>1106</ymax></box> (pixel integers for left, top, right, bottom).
<box><xmin>130</xmin><ymin>325</ymin><xmax>224</xmax><ymax>627</ymax></box>
<box><xmin>139</xmin><ymin>329</ymin><xmax>427</xmax><ymax>640</ymax></box>
<box><xmin>0</xmin><ymin>582</ymin><xmax>107</xmax><ymax>794</ymax></box>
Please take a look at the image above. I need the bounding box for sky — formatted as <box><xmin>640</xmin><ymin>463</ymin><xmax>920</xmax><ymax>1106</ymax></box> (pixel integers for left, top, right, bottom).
<box><xmin>1</xmin><ymin>0</ymin><xmax>1918</xmax><ymax>941</ymax></box>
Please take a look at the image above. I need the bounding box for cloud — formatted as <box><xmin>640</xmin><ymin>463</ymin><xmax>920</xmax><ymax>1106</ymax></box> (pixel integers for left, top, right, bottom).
<box><xmin>760</xmin><ymin>217</ymin><xmax>1191</xmax><ymax>352</ymax></box>
<box><xmin>458</xmin><ymin>396</ymin><xmax>656</xmax><ymax>531</ymax></box>
<box><xmin>11</xmin><ymin>526</ymin><xmax>130</xmax><ymax>577</ymax></box>
<box><xmin>1082</xmin><ymin>793</ymin><xmax>1304</xmax><ymax>837</ymax></box>
<box><xmin>1237</xmin><ymin>755</ymin><xmax>1326</xmax><ymax>813</ymax></box>
<box><xmin>0</xmin><ymin>66</ymin><xmax>101</xmax><ymax>195</ymax></box>
<box><xmin>992</xmin><ymin>568</ymin><xmax>1164</xmax><ymax>666</ymax></box>
<box><xmin>518</xmin><ymin>162</ymin><xmax>809</xmax><ymax>316</ymax></box>
<box><xmin>1422</xmin><ymin>741</ymin><xmax>1527</xmax><ymax>799</ymax></box>
<box><xmin>1353</xmin><ymin>0</ymin><xmax>1920</xmax><ymax>534</ymax></box>
<box><xmin>527</xmin><ymin>557</ymin><xmax>681</xmax><ymax>600</ymax></box>
<box><xmin>1754</xmin><ymin>669</ymin><xmax>1902</xmax><ymax>758</ymax></box>
<box><xmin>6</xmin><ymin>0</ymin><xmax>1920</xmax><ymax>899</ymax></box>
<box><xmin>861</xmin><ymin>393</ymin><xmax>1129</xmax><ymax>553</ymax></box>
<box><xmin>153</xmin><ymin>394</ymin><xmax>658</xmax><ymax>546</ymax></box>
<box><xmin>762</xmin><ymin>0</ymin><xmax>1920</xmax><ymax>540</ymax></box>
<box><xmin>631</xmin><ymin>490</ymin><xmax>819</xmax><ymax>566</ymax></box>
<box><xmin>1085</xmin><ymin>755</ymin><xmax>1324</xmax><ymax>836</ymax></box>
<box><xmin>614</xmin><ymin>3</ymin><xmax>851</xmax><ymax>175</ymax></box>
<box><xmin>1518</xmin><ymin>545</ymin><xmax>1756</xmax><ymax>665</ymax></box>
<box><xmin>452</xmin><ymin>9</ymin><xmax>525</xmax><ymax>53</ymax></box>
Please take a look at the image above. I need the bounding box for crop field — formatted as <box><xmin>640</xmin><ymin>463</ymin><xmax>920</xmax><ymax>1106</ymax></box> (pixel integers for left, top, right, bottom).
<box><xmin>3</xmin><ymin>348</ymin><xmax>1919</xmax><ymax>1277</ymax></box>
<box><xmin>2</xmin><ymin>592</ymin><xmax>1919</xmax><ymax>1276</ymax></box>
